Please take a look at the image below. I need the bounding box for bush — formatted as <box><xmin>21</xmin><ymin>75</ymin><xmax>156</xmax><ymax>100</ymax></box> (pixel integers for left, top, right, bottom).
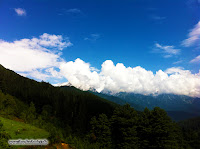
<box><xmin>0</xmin><ymin>120</ymin><xmax>13</xmax><ymax>149</ymax></box>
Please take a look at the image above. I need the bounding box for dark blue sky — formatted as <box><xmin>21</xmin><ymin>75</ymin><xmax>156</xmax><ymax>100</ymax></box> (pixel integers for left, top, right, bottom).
<box><xmin>0</xmin><ymin>0</ymin><xmax>200</xmax><ymax>73</ymax></box>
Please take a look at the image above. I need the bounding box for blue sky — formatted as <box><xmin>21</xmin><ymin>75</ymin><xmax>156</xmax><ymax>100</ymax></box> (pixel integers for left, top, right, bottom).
<box><xmin>0</xmin><ymin>0</ymin><xmax>200</xmax><ymax>97</ymax></box>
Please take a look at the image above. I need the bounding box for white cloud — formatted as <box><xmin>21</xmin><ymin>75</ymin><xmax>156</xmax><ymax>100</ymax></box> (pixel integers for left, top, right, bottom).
<box><xmin>45</xmin><ymin>67</ymin><xmax>63</xmax><ymax>78</ymax></box>
<box><xmin>58</xmin><ymin>8</ymin><xmax>83</xmax><ymax>16</ymax></box>
<box><xmin>0</xmin><ymin>33</ymin><xmax>71</xmax><ymax>80</ymax></box>
<box><xmin>163</xmin><ymin>55</ymin><xmax>172</xmax><ymax>58</ymax></box>
<box><xmin>56</xmin><ymin>59</ymin><xmax>200</xmax><ymax>98</ymax></box>
<box><xmin>14</xmin><ymin>8</ymin><xmax>26</xmax><ymax>16</ymax></box>
<box><xmin>59</xmin><ymin>59</ymin><xmax>103</xmax><ymax>92</ymax></box>
<box><xmin>154</xmin><ymin>43</ymin><xmax>181</xmax><ymax>58</ymax></box>
<box><xmin>173</xmin><ymin>60</ymin><xmax>183</xmax><ymax>64</ymax></box>
<box><xmin>25</xmin><ymin>70</ymin><xmax>51</xmax><ymax>81</ymax></box>
<box><xmin>84</xmin><ymin>34</ymin><xmax>100</xmax><ymax>41</ymax></box>
<box><xmin>182</xmin><ymin>21</ymin><xmax>200</xmax><ymax>47</ymax></box>
<box><xmin>190</xmin><ymin>55</ymin><xmax>200</xmax><ymax>63</ymax></box>
<box><xmin>0</xmin><ymin>34</ymin><xmax>200</xmax><ymax>98</ymax></box>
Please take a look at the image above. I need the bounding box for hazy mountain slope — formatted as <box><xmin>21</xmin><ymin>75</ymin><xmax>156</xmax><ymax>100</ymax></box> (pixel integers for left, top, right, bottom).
<box><xmin>86</xmin><ymin>91</ymin><xmax>200</xmax><ymax>121</ymax></box>
<box><xmin>90</xmin><ymin>91</ymin><xmax>144</xmax><ymax>111</ymax></box>
<box><xmin>113</xmin><ymin>92</ymin><xmax>200</xmax><ymax>111</ymax></box>
<box><xmin>111</xmin><ymin>92</ymin><xmax>200</xmax><ymax>120</ymax></box>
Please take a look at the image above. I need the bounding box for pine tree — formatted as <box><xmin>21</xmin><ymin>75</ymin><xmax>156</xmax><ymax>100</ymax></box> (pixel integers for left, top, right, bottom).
<box><xmin>148</xmin><ymin>107</ymin><xmax>182</xmax><ymax>149</ymax></box>
<box><xmin>111</xmin><ymin>104</ymin><xmax>139</xmax><ymax>149</ymax></box>
<box><xmin>138</xmin><ymin>107</ymin><xmax>152</xmax><ymax>149</ymax></box>
<box><xmin>90</xmin><ymin>114</ymin><xmax>112</xmax><ymax>149</ymax></box>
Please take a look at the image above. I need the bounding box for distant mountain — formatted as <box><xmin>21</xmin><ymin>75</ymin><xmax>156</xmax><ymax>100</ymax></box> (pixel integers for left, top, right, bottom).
<box><xmin>111</xmin><ymin>92</ymin><xmax>200</xmax><ymax>120</ymax></box>
<box><xmin>90</xmin><ymin>91</ymin><xmax>144</xmax><ymax>111</ymax></box>
<box><xmin>57</xmin><ymin>83</ymin><xmax>200</xmax><ymax>121</ymax></box>
<box><xmin>112</xmin><ymin>92</ymin><xmax>199</xmax><ymax>110</ymax></box>
<box><xmin>53</xmin><ymin>82</ymin><xmax>73</xmax><ymax>87</ymax></box>
<box><xmin>88</xmin><ymin>91</ymin><xmax>200</xmax><ymax>121</ymax></box>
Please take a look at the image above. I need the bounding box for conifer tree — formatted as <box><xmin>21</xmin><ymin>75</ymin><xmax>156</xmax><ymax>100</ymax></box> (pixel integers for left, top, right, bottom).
<box><xmin>111</xmin><ymin>104</ymin><xmax>139</xmax><ymax>149</ymax></box>
<box><xmin>90</xmin><ymin>114</ymin><xmax>112</xmax><ymax>149</ymax></box>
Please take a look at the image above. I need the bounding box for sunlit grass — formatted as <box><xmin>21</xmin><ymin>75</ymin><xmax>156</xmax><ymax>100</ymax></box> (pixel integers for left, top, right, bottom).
<box><xmin>0</xmin><ymin>116</ymin><xmax>49</xmax><ymax>139</ymax></box>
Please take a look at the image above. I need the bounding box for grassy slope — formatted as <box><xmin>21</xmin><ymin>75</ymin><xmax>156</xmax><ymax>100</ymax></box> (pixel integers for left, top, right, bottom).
<box><xmin>0</xmin><ymin>116</ymin><xmax>49</xmax><ymax>139</ymax></box>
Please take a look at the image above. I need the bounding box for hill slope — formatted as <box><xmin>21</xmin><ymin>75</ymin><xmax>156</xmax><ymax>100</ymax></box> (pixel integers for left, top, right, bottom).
<box><xmin>0</xmin><ymin>64</ymin><xmax>117</xmax><ymax>133</ymax></box>
<box><xmin>0</xmin><ymin>116</ymin><xmax>49</xmax><ymax>139</ymax></box>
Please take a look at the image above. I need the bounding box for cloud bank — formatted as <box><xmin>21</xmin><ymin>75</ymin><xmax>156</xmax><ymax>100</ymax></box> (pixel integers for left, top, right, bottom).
<box><xmin>0</xmin><ymin>34</ymin><xmax>200</xmax><ymax>98</ymax></box>
<box><xmin>58</xmin><ymin>59</ymin><xmax>200</xmax><ymax>98</ymax></box>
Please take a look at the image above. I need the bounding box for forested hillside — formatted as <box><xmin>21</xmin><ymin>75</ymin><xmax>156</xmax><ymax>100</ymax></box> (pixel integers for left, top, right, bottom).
<box><xmin>0</xmin><ymin>64</ymin><xmax>200</xmax><ymax>148</ymax></box>
<box><xmin>0</xmin><ymin>64</ymin><xmax>116</xmax><ymax>133</ymax></box>
<box><xmin>179</xmin><ymin>117</ymin><xmax>200</xmax><ymax>149</ymax></box>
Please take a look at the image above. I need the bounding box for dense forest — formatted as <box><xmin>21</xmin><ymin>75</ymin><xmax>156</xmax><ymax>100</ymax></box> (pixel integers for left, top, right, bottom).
<box><xmin>0</xmin><ymin>64</ymin><xmax>200</xmax><ymax>149</ymax></box>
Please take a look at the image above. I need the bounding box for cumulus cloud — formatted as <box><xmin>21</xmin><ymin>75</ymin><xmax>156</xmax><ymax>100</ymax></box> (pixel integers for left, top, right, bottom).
<box><xmin>59</xmin><ymin>59</ymin><xmax>104</xmax><ymax>92</ymax></box>
<box><xmin>14</xmin><ymin>8</ymin><xmax>26</xmax><ymax>16</ymax></box>
<box><xmin>54</xmin><ymin>59</ymin><xmax>200</xmax><ymax>98</ymax></box>
<box><xmin>190</xmin><ymin>55</ymin><xmax>200</xmax><ymax>63</ymax></box>
<box><xmin>153</xmin><ymin>43</ymin><xmax>181</xmax><ymax>58</ymax></box>
<box><xmin>182</xmin><ymin>21</ymin><xmax>200</xmax><ymax>47</ymax></box>
<box><xmin>0</xmin><ymin>33</ymin><xmax>72</xmax><ymax>80</ymax></box>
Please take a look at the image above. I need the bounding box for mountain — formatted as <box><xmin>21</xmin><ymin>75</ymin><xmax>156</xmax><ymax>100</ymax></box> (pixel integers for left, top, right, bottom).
<box><xmin>56</xmin><ymin>83</ymin><xmax>200</xmax><ymax>121</ymax></box>
<box><xmin>90</xmin><ymin>91</ymin><xmax>144</xmax><ymax>111</ymax></box>
<box><xmin>111</xmin><ymin>92</ymin><xmax>200</xmax><ymax>120</ymax></box>
<box><xmin>112</xmin><ymin>92</ymin><xmax>200</xmax><ymax>111</ymax></box>
<box><xmin>87</xmin><ymin>91</ymin><xmax>200</xmax><ymax>121</ymax></box>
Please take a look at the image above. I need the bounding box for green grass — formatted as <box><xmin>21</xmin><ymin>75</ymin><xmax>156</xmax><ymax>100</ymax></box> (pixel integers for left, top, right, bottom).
<box><xmin>0</xmin><ymin>116</ymin><xmax>49</xmax><ymax>139</ymax></box>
